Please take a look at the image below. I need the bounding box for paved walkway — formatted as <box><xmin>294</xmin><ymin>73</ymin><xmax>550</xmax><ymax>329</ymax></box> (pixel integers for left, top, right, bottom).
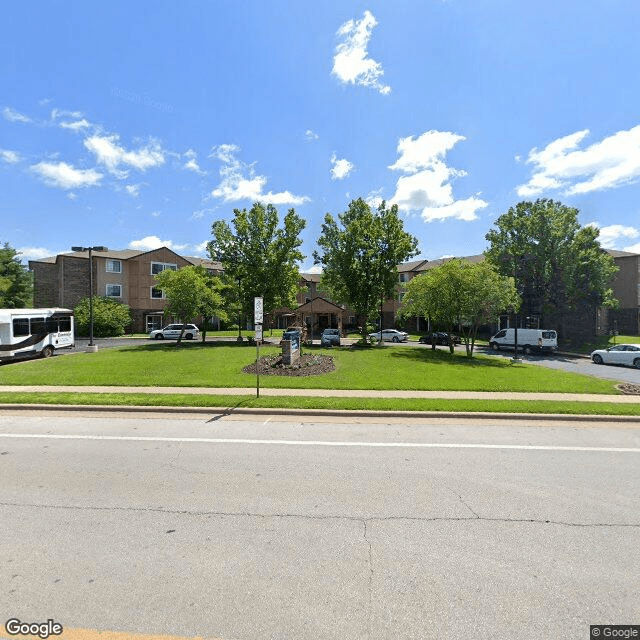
<box><xmin>0</xmin><ymin>385</ymin><xmax>638</xmax><ymax>404</ymax></box>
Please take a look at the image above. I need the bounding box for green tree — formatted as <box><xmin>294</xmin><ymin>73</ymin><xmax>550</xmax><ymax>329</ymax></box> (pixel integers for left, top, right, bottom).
<box><xmin>485</xmin><ymin>200</ymin><xmax>618</xmax><ymax>330</ymax></box>
<box><xmin>155</xmin><ymin>265</ymin><xmax>227</xmax><ymax>344</ymax></box>
<box><xmin>399</xmin><ymin>259</ymin><xmax>519</xmax><ymax>356</ymax></box>
<box><xmin>208</xmin><ymin>202</ymin><xmax>306</xmax><ymax>338</ymax></box>
<box><xmin>314</xmin><ymin>198</ymin><xmax>419</xmax><ymax>343</ymax></box>
<box><xmin>74</xmin><ymin>296</ymin><xmax>132</xmax><ymax>337</ymax></box>
<box><xmin>0</xmin><ymin>242</ymin><xmax>32</xmax><ymax>308</ymax></box>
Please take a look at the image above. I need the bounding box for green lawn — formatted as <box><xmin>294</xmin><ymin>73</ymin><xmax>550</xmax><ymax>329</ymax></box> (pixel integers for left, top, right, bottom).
<box><xmin>570</xmin><ymin>334</ymin><xmax>640</xmax><ymax>354</ymax></box>
<box><xmin>0</xmin><ymin>342</ymin><xmax>619</xmax><ymax>394</ymax></box>
<box><xmin>0</xmin><ymin>391</ymin><xmax>637</xmax><ymax>416</ymax></box>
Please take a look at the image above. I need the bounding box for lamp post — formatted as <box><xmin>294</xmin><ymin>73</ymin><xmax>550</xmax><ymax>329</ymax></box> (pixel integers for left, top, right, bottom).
<box><xmin>71</xmin><ymin>245</ymin><xmax>108</xmax><ymax>351</ymax></box>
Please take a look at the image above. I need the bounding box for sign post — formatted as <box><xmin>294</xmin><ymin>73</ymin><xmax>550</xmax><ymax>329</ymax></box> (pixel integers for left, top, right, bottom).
<box><xmin>254</xmin><ymin>297</ymin><xmax>263</xmax><ymax>398</ymax></box>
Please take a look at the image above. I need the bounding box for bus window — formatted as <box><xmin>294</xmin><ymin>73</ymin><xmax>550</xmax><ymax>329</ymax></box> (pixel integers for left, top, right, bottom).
<box><xmin>58</xmin><ymin>316</ymin><xmax>72</xmax><ymax>332</ymax></box>
<box><xmin>30</xmin><ymin>317</ymin><xmax>46</xmax><ymax>335</ymax></box>
<box><xmin>13</xmin><ymin>318</ymin><xmax>29</xmax><ymax>337</ymax></box>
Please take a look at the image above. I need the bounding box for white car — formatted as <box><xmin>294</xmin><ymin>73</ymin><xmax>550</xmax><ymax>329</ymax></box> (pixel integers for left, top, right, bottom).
<box><xmin>590</xmin><ymin>343</ymin><xmax>640</xmax><ymax>368</ymax></box>
<box><xmin>369</xmin><ymin>329</ymin><xmax>409</xmax><ymax>343</ymax></box>
<box><xmin>149</xmin><ymin>323</ymin><xmax>199</xmax><ymax>340</ymax></box>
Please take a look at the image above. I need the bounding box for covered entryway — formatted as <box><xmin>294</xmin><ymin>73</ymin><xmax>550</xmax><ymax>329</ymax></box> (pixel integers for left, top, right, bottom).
<box><xmin>295</xmin><ymin>297</ymin><xmax>344</xmax><ymax>339</ymax></box>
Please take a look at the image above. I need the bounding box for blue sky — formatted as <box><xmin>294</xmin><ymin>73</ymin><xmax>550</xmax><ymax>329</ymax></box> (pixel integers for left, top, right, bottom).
<box><xmin>2</xmin><ymin>0</ymin><xmax>640</xmax><ymax>272</ymax></box>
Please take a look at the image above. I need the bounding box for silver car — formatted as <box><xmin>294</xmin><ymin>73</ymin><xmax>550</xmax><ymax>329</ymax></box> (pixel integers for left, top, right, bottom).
<box><xmin>591</xmin><ymin>343</ymin><xmax>640</xmax><ymax>368</ymax></box>
<box><xmin>369</xmin><ymin>329</ymin><xmax>409</xmax><ymax>343</ymax></box>
<box><xmin>149</xmin><ymin>323</ymin><xmax>200</xmax><ymax>340</ymax></box>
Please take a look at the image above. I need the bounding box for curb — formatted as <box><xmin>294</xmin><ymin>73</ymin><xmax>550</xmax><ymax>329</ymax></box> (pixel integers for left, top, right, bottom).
<box><xmin>2</xmin><ymin>403</ymin><xmax>640</xmax><ymax>423</ymax></box>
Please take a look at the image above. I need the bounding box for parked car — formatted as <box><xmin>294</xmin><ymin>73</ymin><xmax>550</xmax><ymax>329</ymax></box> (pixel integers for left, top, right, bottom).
<box><xmin>149</xmin><ymin>323</ymin><xmax>200</xmax><ymax>340</ymax></box>
<box><xmin>369</xmin><ymin>329</ymin><xmax>409</xmax><ymax>343</ymax></box>
<box><xmin>419</xmin><ymin>332</ymin><xmax>461</xmax><ymax>346</ymax></box>
<box><xmin>590</xmin><ymin>343</ymin><xmax>640</xmax><ymax>368</ymax></box>
<box><xmin>320</xmin><ymin>328</ymin><xmax>341</xmax><ymax>347</ymax></box>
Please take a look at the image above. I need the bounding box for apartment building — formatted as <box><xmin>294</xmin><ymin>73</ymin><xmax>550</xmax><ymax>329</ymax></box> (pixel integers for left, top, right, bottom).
<box><xmin>29</xmin><ymin>246</ymin><xmax>639</xmax><ymax>340</ymax></box>
<box><xmin>29</xmin><ymin>247</ymin><xmax>222</xmax><ymax>333</ymax></box>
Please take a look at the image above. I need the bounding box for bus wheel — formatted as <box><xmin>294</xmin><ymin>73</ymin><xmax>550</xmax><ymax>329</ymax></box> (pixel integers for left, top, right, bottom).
<box><xmin>41</xmin><ymin>346</ymin><xmax>54</xmax><ymax>358</ymax></box>
<box><xmin>523</xmin><ymin>345</ymin><xmax>532</xmax><ymax>355</ymax></box>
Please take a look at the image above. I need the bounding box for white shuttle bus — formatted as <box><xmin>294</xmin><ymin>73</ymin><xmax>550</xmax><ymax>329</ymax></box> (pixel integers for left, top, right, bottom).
<box><xmin>0</xmin><ymin>308</ymin><xmax>74</xmax><ymax>361</ymax></box>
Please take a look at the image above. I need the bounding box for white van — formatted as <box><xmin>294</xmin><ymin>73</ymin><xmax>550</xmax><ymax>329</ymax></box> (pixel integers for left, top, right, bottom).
<box><xmin>489</xmin><ymin>328</ymin><xmax>557</xmax><ymax>354</ymax></box>
<box><xmin>0</xmin><ymin>308</ymin><xmax>74</xmax><ymax>361</ymax></box>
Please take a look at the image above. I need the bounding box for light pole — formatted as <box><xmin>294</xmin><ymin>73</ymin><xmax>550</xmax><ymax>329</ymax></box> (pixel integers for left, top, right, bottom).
<box><xmin>71</xmin><ymin>245</ymin><xmax>108</xmax><ymax>351</ymax></box>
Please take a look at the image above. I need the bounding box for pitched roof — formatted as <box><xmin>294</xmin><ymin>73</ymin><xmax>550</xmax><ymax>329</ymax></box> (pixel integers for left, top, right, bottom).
<box><xmin>184</xmin><ymin>256</ymin><xmax>223</xmax><ymax>270</ymax></box>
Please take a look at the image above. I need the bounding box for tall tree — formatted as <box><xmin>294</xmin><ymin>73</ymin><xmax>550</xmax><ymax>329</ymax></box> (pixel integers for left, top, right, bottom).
<box><xmin>155</xmin><ymin>265</ymin><xmax>227</xmax><ymax>344</ymax></box>
<box><xmin>208</xmin><ymin>202</ymin><xmax>306</xmax><ymax>337</ymax></box>
<box><xmin>0</xmin><ymin>242</ymin><xmax>32</xmax><ymax>308</ymax></box>
<box><xmin>314</xmin><ymin>198</ymin><xmax>419</xmax><ymax>343</ymax></box>
<box><xmin>485</xmin><ymin>200</ymin><xmax>618</xmax><ymax>328</ymax></box>
<box><xmin>399</xmin><ymin>259</ymin><xmax>519</xmax><ymax>356</ymax></box>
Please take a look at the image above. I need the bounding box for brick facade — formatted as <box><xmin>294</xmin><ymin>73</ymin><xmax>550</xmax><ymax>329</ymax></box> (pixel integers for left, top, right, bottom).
<box><xmin>29</xmin><ymin>248</ymin><xmax>222</xmax><ymax>333</ymax></box>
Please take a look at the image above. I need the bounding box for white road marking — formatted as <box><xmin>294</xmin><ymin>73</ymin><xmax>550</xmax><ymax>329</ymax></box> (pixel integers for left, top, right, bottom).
<box><xmin>0</xmin><ymin>433</ymin><xmax>638</xmax><ymax>453</ymax></box>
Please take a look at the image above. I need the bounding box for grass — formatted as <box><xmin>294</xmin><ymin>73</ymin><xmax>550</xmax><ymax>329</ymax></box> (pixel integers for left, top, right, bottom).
<box><xmin>569</xmin><ymin>334</ymin><xmax>640</xmax><ymax>354</ymax></box>
<box><xmin>0</xmin><ymin>341</ymin><xmax>619</xmax><ymax>394</ymax></box>
<box><xmin>0</xmin><ymin>391</ymin><xmax>637</xmax><ymax>415</ymax></box>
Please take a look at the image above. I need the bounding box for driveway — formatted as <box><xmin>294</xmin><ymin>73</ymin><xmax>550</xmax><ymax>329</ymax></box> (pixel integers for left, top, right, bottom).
<box><xmin>474</xmin><ymin>345</ymin><xmax>640</xmax><ymax>385</ymax></box>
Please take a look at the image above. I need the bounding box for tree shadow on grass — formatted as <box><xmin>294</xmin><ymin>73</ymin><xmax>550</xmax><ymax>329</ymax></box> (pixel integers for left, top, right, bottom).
<box><xmin>115</xmin><ymin>340</ymin><xmax>269</xmax><ymax>354</ymax></box>
<box><xmin>388</xmin><ymin>347</ymin><xmax>513</xmax><ymax>369</ymax></box>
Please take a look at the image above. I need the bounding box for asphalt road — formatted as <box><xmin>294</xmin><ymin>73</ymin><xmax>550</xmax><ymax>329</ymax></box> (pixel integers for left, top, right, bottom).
<box><xmin>1</xmin><ymin>411</ymin><xmax>638</xmax><ymax>640</ymax></box>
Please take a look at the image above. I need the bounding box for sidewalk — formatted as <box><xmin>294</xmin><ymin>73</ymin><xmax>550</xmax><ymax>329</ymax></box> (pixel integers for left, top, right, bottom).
<box><xmin>0</xmin><ymin>385</ymin><xmax>638</xmax><ymax>403</ymax></box>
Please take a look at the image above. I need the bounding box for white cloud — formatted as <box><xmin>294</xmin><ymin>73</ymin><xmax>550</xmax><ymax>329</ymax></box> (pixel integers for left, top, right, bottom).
<box><xmin>587</xmin><ymin>222</ymin><xmax>640</xmax><ymax>250</ymax></box>
<box><xmin>183</xmin><ymin>149</ymin><xmax>205</xmax><ymax>175</ymax></box>
<box><xmin>330</xmin><ymin>153</ymin><xmax>354</xmax><ymax>180</ymax></box>
<box><xmin>365</xmin><ymin>188</ymin><xmax>384</xmax><ymax>209</ymax></box>
<box><xmin>51</xmin><ymin>108</ymin><xmax>83</xmax><ymax>120</ymax></box>
<box><xmin>125</xmin><ymin>184</ymin><xmax>142</xmax><ymax>197</ymax></box>
<box><xmin>15</xmin><ymin>246</ymin><xmax>56</xmax><ymax>262</ymax></box>
<box><xmin>3</xmin><ymin>106</ymin><xmax>31</xmax><ymax>123</ymax></box>
<box><xmin>31</xmin><ymin>161</ymin><xmax>103</xmax><ymax>190</ymax></box>
<box><xmin>624</xmin><ymin>242</ymin><xmax>640</xmax><ymax>253</ymax></box>
<box><xmin>59</xmin><ymin>118</ymin><xmax>91</xmax><ymax>131</ymax></box>
<box><xmin>209</xmin><ymin>144</ymin><xmax>310</xmax><ymax>206</ymax></box>
<box><xmin>129</xmin><ymin>236</ymin><xmax>189</xmax><ymax>252</ymax></box>
<box><xmin>302</xmin><ymin>264</ymin><xmax>322</xmax><ymax>275</ymax></box>
<box><xmin>388</xmin><ymin>130</ymin><xmax>487</xmax><ymax>222</ymax></box>
<box><xmin>84</xmin><ymin>134</ymin><xmax>165</xmax><ymax>177</ymax></box>
<box><xmin>191</xmin><ymin>208</ymin><xmax>214</xmax><ymax>220</ymax></box>
<box><xmin>305</xmin><ymin>130</ymin><xmax>319</xmax><ymax>142</ymax></box>
<box><xmin>332</xmin><ymin>10</ymin><xmax>391</xmax><ymax>95</ymax></box>
<box><xmin>517</xmin><ymin>126</ymin><xmax>640</xmax><ymax>197</ymax></box>
<box><xmin>0</xmin><ymin>149</ymin><xmax>21</xmax><ymax>163</ymax></box>
<box><xmin>193</xmin><ymin>241</ymin><xmax>210</xmax><ymax>255</ymax></box>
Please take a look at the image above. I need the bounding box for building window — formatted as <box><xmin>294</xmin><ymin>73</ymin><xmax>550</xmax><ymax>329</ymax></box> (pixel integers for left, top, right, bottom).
<box><xmin>106</xmin><ymin>284</ymin><xmax>121</xmax><ymax>297</ymax></box>
<box><xmin>398</xmin><ymin>273</ymin><xmax>408</xmax><ymax>283</ymax></box>
<box><xmin>348</xmin><ymin>316</ymin><xmax>355</xmax><ymax>325</ymax></box>
<box><xmin>398</xmin><ymin>291</ymin><xmax>406</xmax><ymax>303</ymax></box>
<box><xmin>151</xmin><ymin>286</ymin><xmax>165</xmax><ymax>299</ymax></box>
<box><xmin>106</xmin><ymin>259</ymin><xmax>122</xmax><ymax>273</ymax></box>
<box><xmin>151</xmin><ymin>262</ymin><xmax>177</xmax><ymax>275</ymax></box>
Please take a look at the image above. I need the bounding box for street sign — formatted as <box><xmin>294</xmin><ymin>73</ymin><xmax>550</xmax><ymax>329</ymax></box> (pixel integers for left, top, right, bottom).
<box><xmin>254</xmin><ymin>297</ymin><xmax>263</xmax><ymax>324</ymax></box>
<box><xmin>255</xmin><ymin>324</ymin><xmax>263</xmax><ymax>341</ymax></box>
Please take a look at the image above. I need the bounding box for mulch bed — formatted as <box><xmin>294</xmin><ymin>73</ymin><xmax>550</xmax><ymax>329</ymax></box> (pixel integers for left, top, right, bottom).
<box><xmin>617</xmin><ymin>383</ymin><xmax>640</xmax><ymax>395</ymax></box>
<box><xmin>243</xmin><ymin>353</ymin><xmax>335</xmax><ymax>377</ymax></box>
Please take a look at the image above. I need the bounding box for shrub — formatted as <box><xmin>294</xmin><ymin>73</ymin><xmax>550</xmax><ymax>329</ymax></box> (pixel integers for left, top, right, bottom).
<box><xmin>74</xmin><ymin>296</ymin><xmax>133</xmax><ymax>337</ymax></box>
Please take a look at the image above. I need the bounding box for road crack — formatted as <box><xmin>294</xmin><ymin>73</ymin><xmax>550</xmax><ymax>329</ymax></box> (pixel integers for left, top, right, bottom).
<box><xmin>1</xmin><ymin>501</ymin><xmax>638</xmax><ymax>528</ymax></box>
